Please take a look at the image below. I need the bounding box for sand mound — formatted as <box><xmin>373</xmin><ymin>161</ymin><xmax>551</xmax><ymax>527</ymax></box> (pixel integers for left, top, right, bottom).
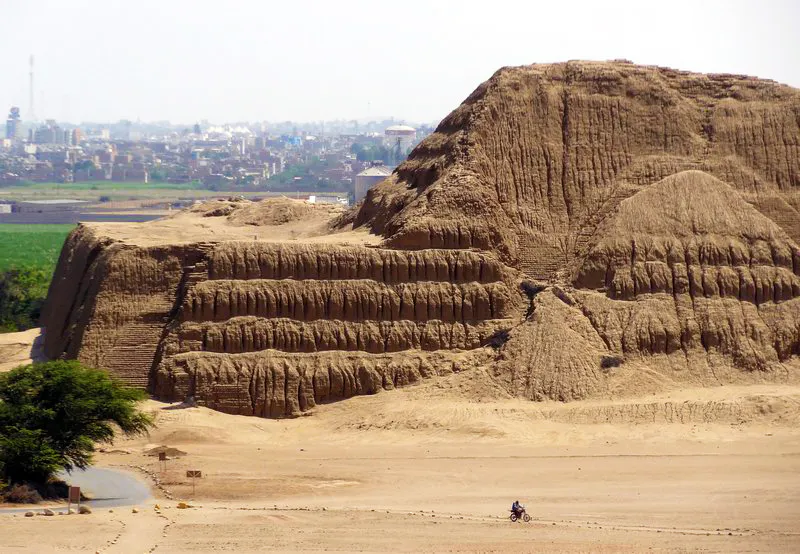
<box><xmin>189</xmin><ymin>197</ymin><xmax>248</xmax><ymax>217</ymax></box>
<box><xmin>144</xmin><ymin>445</ymin><xmax>187</xmax><ymax>457</ymax></box>
<box><xmin>41</xmin><ymin>61</ymin><xmax>800</xmax><ymax>416</ymax></box>
<box><xmin>588</xmin><ymin>170</ymin><xmax>792</xmax><ymax>239</ymax></box>
<box><xmin>493</xmin><ymin>288</ymin><xmax>611</xmax><ymax>401</ymax></box>
<box><xmin>229</xmin><ymin>197</ymin><xmax>344</xmax><ymax>226</ymax></box>
<box><xmin>188</xmin><ymin>196</ymin><xmax>345</xmax><ymax>227</ymax></box>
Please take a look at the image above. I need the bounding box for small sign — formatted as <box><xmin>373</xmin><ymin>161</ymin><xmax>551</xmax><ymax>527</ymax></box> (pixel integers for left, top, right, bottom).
<box><xmin>186</xmin><ymin>470</ymin><xmax>202</xmax><ymax>478</ymax></box>
<box><xmin>68</xmin><ymin>486</ymin><xmax>81</xmax><ymax>503</ymax></box>
<box><xmin>158</xmin><ymin>452</ymin><xmax>167</xmax><ymax>461</ymax></box>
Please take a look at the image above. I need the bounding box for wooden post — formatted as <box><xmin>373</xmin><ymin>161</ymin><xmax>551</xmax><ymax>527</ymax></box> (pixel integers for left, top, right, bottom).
<box><xmin>186</xmin><ymin>470</ymin><xmax>202</xmax><ymax>495</ymax></box>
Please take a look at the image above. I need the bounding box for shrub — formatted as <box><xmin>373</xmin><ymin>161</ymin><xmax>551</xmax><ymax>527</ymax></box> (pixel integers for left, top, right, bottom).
<box><xmin>520</xmin><ymin>282</ymin><xmax>546</xmax><ymax>318</ymax></box>
<box><xmin>600</xmin><ymin>355</ymin><xmax>623</xmax><ymax>370</ymax></box>
<box><xmin>2</xmin><ymin>483</ymin><xmax>43</xmax><ymax>504</ymax></box>
<box><xmin>520</xmin><ymin>281</ymin><xmax>546</xmax><ymax>300</ymax></box>
<box><xmin>486</xmin><ymin>328</ymin><xmax>511</xmax><ymax>349</ymax></box>
<box><xmin>0</xmin><ymin>267</ymin><xmax>51</xmax><ymax>332</ymax></box>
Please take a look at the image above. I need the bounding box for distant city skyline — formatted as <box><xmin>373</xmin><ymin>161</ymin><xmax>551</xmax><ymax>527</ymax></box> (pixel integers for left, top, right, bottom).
<box><xmin>1</xmin><ymin>0</ymin><xmax>798</xmax><ymax>124</ymax></box>
<box><xmin>5</xmin><ymin>115</ymin><xmax>437</xmax><ymax>129</ymax></box>
<box><xmin>6</xmin><ymin>116</ymin><xmax>436</xmax><ymax>143</ymax></box>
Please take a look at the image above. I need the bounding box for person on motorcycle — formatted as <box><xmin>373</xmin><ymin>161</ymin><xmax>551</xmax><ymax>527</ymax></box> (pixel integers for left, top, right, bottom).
<box><xmin>511</xmin><ymin>500</ymin><xmax>523</xmax><ymax>517</ymax></box>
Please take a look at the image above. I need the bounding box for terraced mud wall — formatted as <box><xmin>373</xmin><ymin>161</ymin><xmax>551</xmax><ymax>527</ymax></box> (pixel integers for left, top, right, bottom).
<box><xmin>43</xmin><ymin>235</ymin><xmax>518</xmax><ymax>416</ymax></box>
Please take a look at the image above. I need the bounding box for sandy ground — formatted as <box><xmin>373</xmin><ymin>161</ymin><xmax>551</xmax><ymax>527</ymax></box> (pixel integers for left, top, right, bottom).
<box><xmin>0</xmin><ymin>328</ymin><xmax>45</xmax><ymax>372</ymax></box>
<box><xmin>2</xmin><ymin>378</ymin><xmax>799</xmax><ymax>553</ymax></box>
<box><xmin>86</xmin><ymin>212</ymin><xmax>379</xmax><ymax>248</ymax></box>
<box><xmin>85</xmin><ymin>198</ymin><xmax>380</xmax><ymax>248</ymax></box>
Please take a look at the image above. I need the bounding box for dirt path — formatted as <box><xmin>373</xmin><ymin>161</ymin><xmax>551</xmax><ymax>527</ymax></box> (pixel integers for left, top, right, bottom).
<box><xmin>2</xmin><ymin>388</ymin><xmax>800</xmax><ymax>552</ymax></box>
<box><xmin>100</xmin><ymin>510</ymin><xmax>170</xmax><ymax>553</ymax></box>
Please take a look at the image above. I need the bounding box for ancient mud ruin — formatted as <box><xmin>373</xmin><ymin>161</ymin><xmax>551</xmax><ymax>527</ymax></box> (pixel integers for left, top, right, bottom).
<box><xmin>43</xmin><ymin>61</ymin><xmax>800</xmax><ymax>416</ymax></box>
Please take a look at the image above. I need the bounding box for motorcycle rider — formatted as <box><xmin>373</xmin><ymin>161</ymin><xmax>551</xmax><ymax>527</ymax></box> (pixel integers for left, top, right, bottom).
<box><xmin>511</xmin><ymin>500</ymin><xmax>523</xmax><ymax>517</ymax></box>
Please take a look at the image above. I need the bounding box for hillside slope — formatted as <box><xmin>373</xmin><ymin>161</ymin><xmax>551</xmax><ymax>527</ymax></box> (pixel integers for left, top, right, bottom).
<box><xmin>354</xmin><ymin>61</ymin><xmax>800</xmax><ymax>276</ymax></box>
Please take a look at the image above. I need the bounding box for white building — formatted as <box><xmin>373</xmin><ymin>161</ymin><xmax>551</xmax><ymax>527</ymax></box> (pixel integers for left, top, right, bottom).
<box><xmin>308</xmin><ymin>194</ymin><xmax>348</xmax><ymax>205</ymax></box>
<box><xmin>16</xmin><ymin>199</ymin><xmax>88</xmax><ymax>213</ymax></box>
<box><xmin>354</xmin><ymin>164</ymin><xmax>392</xmax><ymax>203</ymax></box>
<box><xmin>384</xmin><ymin>124</ymin><xmax>417</xmax><ymax>154</ymax></box>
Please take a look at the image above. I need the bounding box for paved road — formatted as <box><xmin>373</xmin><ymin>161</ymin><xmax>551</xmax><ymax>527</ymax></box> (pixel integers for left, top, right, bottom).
<box><xmin>58</xmin><ymin>467</ymin><xmax>152</xmax><ymax>508</ymax></box>
<box><xmin>0</xmin><ymin>467</ymin><xmax>151</xmax><ymax>513</ymax></box>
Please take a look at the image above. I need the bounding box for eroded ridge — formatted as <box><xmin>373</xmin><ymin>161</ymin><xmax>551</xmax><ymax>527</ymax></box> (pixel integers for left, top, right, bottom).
<box><xmin>355</xmin><ymin>61</ymin><xmax>800</xmax><ymax>277</ymax></box>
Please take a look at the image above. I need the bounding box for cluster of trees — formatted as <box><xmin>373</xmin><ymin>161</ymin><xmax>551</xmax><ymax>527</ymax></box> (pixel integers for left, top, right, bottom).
<box><xmin>350</xmin><ymin>143</ymin><xmax>392</xmax><ymax>163</ymax></box>
<box><xmin>73</xmin><ymin>160</ymin><xmax>95</xmax><ymax>172</ymax></box>
<box><xmin>0</xmin><ymin>268</ymin><xmax>51</xmax><ymax>333</ymax></box>
<box><xmin>266</xmin><ymin>156</ymin><xmax>347</xmax><ymax>192</ymax></box>
<box><xmin>0</xmin><ymin>361</ymin><xmax>152</xmax><ymax>493</ymax></box>
<box><xmin>350</xmin><ymin>142</ymin><xmax>411</xmax><ymax>166</ymax></box>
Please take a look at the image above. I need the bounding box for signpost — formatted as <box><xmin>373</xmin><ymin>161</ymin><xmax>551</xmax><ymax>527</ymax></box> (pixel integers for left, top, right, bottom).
<box><xmin>158</xmin><ymin>451</ymin><xmax>167</xmax><ymax>472</ymax></box>
<box><xmin>186</xmin><ymin>470</ymin><xmax>202</xmax><ymax>495</ymax></box>
<box><xmin>68</xmin><ymin>486</ymin><xmax>81</xmax><ymax>514</ymax></box>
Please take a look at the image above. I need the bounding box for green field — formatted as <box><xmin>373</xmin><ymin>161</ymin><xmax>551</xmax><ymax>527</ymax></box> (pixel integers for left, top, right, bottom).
<box><xmin>0</xmin><ymin>224</ymin><xmax>75</xmax><ymax>273</ymax></box>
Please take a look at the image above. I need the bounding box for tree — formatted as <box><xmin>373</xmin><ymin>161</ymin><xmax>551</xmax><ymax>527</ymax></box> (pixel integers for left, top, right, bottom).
<box><xmin>73</xmin><ymin>160</ymin><xmax>95</xmax><ymax>172</ymax></box>
<box><xmin>0</xmin><ymin>267</ymin><xmax>51</xmax><ymax>332</ymax></box>
<box><xmin>351</xmin><ymin>143</ymin><xmax>392</xmax><ymax>163</ymax></box>
<box><xmin>0</xmin><ymin>428</ymin><xmax>61</xmax><ymax>485</ymax></box>
<box><xmin>350</xmin><ymin>143</ymin><xmax>366</xmax><ymax>160</ymax></box>
<box><xmin>0</xmin><ymin>361</ymin><xmax>153</xmax><ymax>485</ymax></box>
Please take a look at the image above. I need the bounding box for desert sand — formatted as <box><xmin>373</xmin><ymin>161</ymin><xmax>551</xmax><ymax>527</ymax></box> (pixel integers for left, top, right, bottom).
<box><xmin>3</xmin><ymin>377</ymin><xmax>800</xmax><ymax>553</ymax></box>
<box><xmin>87</xmin><ymin>197</ymin><xmax>378</xmax><ymax>248</ymax></box>
<box><xmin>0</xmin><ymin>328</ymin><xmax>45</xmax><ymax>372</ymax></box>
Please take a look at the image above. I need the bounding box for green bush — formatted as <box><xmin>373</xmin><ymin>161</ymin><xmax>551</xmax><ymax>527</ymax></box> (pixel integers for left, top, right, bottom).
<box><xmin>0</xmin><ymin>268</ymin><xmax>51</xmax><ymax>332</ymax></box>
<box><xmin>0</xmin><ymin>224</ymin><xmax>73</xmax><ymax>333</ymax></box>
<box><xmin>0</xmin><ymin>361</ymin><xmax>154</xmax><ymax>486</ymax></box>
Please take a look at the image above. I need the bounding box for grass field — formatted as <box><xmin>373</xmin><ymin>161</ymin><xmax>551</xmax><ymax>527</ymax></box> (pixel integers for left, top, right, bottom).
<box><xmin>0</xmin><ymin>180</ymin><xmax>208</xmax><ymax>203</ymax></box>
<box><xmin>0</xmin><ymin>224</ymin><xmax>75</xmax><ymax>272</ymax></box>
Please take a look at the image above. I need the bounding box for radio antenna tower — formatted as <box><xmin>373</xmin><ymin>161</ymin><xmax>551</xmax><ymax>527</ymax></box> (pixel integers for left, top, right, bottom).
<box><xmin>29</xmin><ymin>55</ymin><xmax>35</xmax><ymax>121</ymax></box>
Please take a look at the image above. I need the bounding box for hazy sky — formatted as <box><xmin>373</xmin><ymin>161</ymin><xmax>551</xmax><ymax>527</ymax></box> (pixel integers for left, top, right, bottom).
<box><xmin>1</xmin><ymin>0</ymin><xmax>798</xmax><ymax>125</ymax></box>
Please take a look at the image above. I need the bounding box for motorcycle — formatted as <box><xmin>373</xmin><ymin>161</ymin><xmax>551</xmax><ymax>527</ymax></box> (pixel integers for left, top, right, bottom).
<box><xmin>509</xmin><ymin>508</ymin><xmax>531</xmax><ymax>522</ymax></box>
